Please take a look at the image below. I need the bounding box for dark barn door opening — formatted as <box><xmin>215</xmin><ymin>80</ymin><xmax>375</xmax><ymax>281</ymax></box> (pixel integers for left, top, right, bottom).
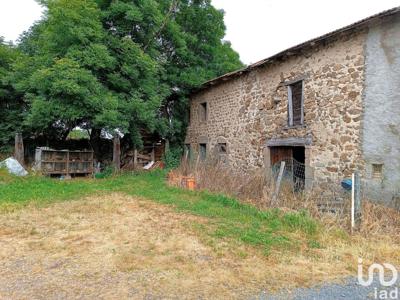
<box><xmin>292</xmin><ymin>147</ymin><xmax>305</xmax><ymax>165</ymax></box>
<box><xmin>270</xmin><ymin>146</ymin><xmax>305</xmax><ymax>190</ymax></box>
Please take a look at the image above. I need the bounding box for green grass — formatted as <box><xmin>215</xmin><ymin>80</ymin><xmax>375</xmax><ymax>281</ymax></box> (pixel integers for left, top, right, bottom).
<box><xmin>0</xmin><ymin>169</ymin><xmax>320</xmax><ymax>253</ymax></box>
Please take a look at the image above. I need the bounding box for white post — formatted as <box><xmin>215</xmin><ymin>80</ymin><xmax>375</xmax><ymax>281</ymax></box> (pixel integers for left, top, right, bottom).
<box><xmin>351</xmin><ymin>173</ymin><xmax>355</xmax><ymax>229</ymax></box>
<box><xmin>272</xmin><ymin>161</ymin><xmax>286</xmax><ymax>206</ymax></box>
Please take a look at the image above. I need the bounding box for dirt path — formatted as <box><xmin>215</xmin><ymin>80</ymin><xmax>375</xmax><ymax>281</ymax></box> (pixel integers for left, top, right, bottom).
<box><xmin>0</xmin><ymin>194</ymin><xmax>274</xmax><ymax>299</ymax></box>
<box><xmin>0</xmin><ymin>193</ymin><xmax>395</xmax><ymax>299</ymax></box>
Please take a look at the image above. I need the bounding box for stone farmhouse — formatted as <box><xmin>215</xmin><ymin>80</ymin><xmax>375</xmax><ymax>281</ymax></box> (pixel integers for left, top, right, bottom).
<box><xmin>185</xmin><ymin>7</ymin><xmax>400</xmax><ymax>207</ymax></box>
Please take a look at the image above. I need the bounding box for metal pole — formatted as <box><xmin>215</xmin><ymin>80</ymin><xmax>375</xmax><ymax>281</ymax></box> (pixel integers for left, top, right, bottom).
<box><xmin>351</xmin><ymin>173</ymin><xmax>355</xmax><ymax>230</ymax></box>
<box><xmin>354</xmin><ymin>171</ymin><xmax>362</xmax><ymax>228</ymax></box>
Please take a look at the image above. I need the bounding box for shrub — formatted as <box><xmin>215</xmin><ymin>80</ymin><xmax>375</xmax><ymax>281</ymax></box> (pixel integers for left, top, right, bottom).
<box><xmin>95</xmin><ymin>166</ymin><xmax>114</xmax><ymax>179</ymax></box>
<box><xmin>163</xmin><ymin>146</ymin><xmax>183</xmax><ymax>169</ymax></box>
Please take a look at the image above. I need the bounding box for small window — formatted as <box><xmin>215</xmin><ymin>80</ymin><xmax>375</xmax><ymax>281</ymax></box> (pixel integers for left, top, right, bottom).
<box><xmin>199</xmin><ymin>143</ymin><xmax>207</xmax><ymax>160</ymax></box>
<box><xmin>199</xmin><ymin>102</ymin><xmax>208</xmax><ymax>122</ymax></box>
<box><xmin>217</xmin><ymin>143</ymin><xmax>227</xmax><ymax>164</ymax></box>
<box><xmin>288</xmin><ymin>81</ymin><xmax>304</xmax><ymax>126</ymax></box>
<box><xmin>217</xmin><ymin>143</ymin><xmax>227</xmax><ymax>155</ymax></box>
<box><xmin>372</xmin><ymin>164</ymin><xmax>383</xmax><ymax>178</ymax></box>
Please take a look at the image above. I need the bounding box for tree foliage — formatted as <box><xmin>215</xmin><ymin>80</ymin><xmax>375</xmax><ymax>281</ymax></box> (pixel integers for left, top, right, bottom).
<box><xmin>0</xmin><ymin>38</ymin><xmax>24</xmax><ymax>150</ymax></box>
<box><xmin>0</xmin><ymin>0</ymin><xmax>243</xmax><ymax>151</ymax></box>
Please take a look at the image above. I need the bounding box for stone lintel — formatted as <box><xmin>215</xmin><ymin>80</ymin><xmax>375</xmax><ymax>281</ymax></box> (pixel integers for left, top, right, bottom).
<box><xmin>266</xmin><ymin>137</ymin><xmax>312</xmax><ymax>147</ymax></box>
<box><xmin>281</xmin><ymin>75</ymin><xmax>308</xmax><ymax>86</ymax></box>
<box><xmin>216</xmin><ymin>136</ymin><xmax>227</xmax><ymax>144</ymax></box>
<box><xmin>198</xmin><ymin>136</ymin><xmax>208</xmax><ymax>144</ymax></box>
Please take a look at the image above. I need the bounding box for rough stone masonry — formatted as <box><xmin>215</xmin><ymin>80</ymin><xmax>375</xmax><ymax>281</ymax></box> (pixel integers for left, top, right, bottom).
<box><xmin>185</xmin><ymin>8</ymin><xmax>400</xmax><ymax>208</ymax></box>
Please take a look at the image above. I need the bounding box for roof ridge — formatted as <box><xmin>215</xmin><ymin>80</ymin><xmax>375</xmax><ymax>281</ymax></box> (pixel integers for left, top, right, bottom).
<box><xmin>197</xmin><ymin>6</ymin><xmax>400</xmax><ymax>91</ymax></box>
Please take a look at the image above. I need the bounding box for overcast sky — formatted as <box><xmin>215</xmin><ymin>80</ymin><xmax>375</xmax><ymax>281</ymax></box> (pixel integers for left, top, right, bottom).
<box><xmin>1</xmin><ymin>0</ymin><xmax>399</xmax><ymax>64</ymax></box>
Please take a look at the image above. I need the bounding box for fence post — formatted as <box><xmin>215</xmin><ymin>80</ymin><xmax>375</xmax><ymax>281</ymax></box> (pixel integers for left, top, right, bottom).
<box><xmin>14</xmin><ymin>133</ymin><xmax>24</xmax><ymax>166</ymax></box>
<box><xmin>272</xmin><ymin>161</ymin><xmax>285</xmax><ymax>206</ymax></box>
<box><xmin>113</xmin><ymin>135</ymin><xmax>121</xmax><ymax>172</ymax></box>
<box><xmin>150</xmin><ymin>145</ymin><xmax>155</xmax><ymax>162</ymax></box>
<box><xmin>351</xmin><ymin>171</ymin><xmax>362</xmax><ymax>231</ymax></box>
<box><xmin>133</xmin><ymin>148</ymin><xmax>138</xmax><ymax>170</ymax></box>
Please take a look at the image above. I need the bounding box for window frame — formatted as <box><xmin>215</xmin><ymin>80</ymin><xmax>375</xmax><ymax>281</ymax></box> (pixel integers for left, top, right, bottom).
<box><xmin>372</xmin><ymin>163</ymin><xmax>383</xmax><ymax>179</ymax></box>
<box><xmin>199</xmin><ymin>143</ymin><xmax>207</xmax><ymax>160</ymax></box>
<box><xmin>199</xmin><ymin>102</ymin><xmax>208</xmax><ymax>123</ymax></box>
<box><xmin>287</xmin><ymin>80</ymin><xmax>304</xmax><ymax>127</ymax></box>
<box><xmin>216</xmin><ymin>142</ymin><xmax>228</xmax><ymax>164</ymax></box>
<box><xmin>217</xmin><ymin>143</ymin><xmax>227</xmax><ymax>155</ymax></box>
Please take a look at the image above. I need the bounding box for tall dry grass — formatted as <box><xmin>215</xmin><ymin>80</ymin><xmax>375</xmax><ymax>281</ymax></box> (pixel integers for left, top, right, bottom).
<box><xmin>176</xmin><ymin>155</ymin><xmax>268</xmax><ymax>202</ymax></box>
<box><xmin>170</xmin><ymin>156</ymin><xmax>400</xmax><ymax>239</ymax></box>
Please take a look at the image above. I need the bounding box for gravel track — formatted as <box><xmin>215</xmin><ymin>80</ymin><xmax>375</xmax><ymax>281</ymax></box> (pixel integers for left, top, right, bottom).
<box><xmin>256</xmin><ymin>276</ymin><xmax>400</xmax><ymax>300</ymax></box>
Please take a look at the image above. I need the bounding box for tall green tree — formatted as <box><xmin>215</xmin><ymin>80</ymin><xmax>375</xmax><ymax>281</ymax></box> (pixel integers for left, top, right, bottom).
<box><xmin>0</xmin><ymin>38</ymin><xmax>25</xmax><ymax>150</ymax></box>
<box><xmin>15</xmin><ymin>0</ymin><xmax>123</xmax><ymax>142</ymax></box>
<box><xmin>7</xmin><ymin>0</ymin><xmax>242</xmax><ymax>152</ymax></box>
<box><xmin>99</xmin><ymin>0</ymin><xmax>243</xmax><ymax>144</ymax></box>
<box><xmin>15</xmin><ymin>0</ymin><xmax>169</xmax><ymax>149</ymax></box>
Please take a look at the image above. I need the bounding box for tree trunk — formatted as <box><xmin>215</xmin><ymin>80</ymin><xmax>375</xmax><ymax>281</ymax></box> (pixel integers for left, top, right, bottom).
<box><xmin>90</xmin><ymin>128</ymin><xmax>102</xmax><ymax>161</ymax></box>
<box><xmin>113</xmin><ymin>135</ymin><xmax>121</xmax><ymax>172</ymax></box>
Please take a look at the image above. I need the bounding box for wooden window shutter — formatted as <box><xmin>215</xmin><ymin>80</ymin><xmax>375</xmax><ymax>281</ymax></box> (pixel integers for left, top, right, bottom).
<box><xmin>288</xmin><ymin>81</ymin><xmax>303</xmax><ymax>126</ymax></box>
<box><xmin>287</xmin><ymin>86</ymin><xmax>293</xmax><ymax>126</ymax></box>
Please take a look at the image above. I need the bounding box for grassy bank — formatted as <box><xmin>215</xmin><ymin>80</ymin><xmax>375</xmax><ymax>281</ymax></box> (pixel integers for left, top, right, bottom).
<box><xmin>1</xmin><ymin>168</ymin><xmax>399</xmax><ymax>291</ymax></box>
<box><xmin>0</xmin><ymin>169</ymin><xmax>319</xmax><ymax>254</ymax></box>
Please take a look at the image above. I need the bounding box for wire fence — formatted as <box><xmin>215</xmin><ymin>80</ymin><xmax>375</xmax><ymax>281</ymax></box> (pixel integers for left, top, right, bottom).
<box><xmin>271</xmin><ymin>157</ymin><xmax>353</xmax><ymax>214</ymax></box>
<box><xmin>271</xmin><ymin>157</ymin><xmax>305</xmax><ymax>192</ymax></box>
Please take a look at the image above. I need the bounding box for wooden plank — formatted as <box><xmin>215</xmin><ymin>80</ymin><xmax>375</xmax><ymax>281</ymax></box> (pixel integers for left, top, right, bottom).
<box><xmin>133</xmin><ymin>148</ymin><xmax>138</xmax><ymax>169</ymax></box>
<box><xmin>150</xmin><ymin>146</ymin><xmax>155</xmax><ymax>162</ymax></box>
<box><xmin>14</xmin><ymin>133</ymin><xmax>24</xmax><ymax>166</ymax></box>
<box><xmin>287</xmin><ymin>86</ymin><xmax>293</xmax><ymax>126</ymax></box>
<box><xmin>270</xmin><ymin>147</ymin><xmax>293</xmax><ymax>165</ymax></box>
<box><xmin>272</xmin><ymin>161</ymin><xmax>286</xmax><ymax>205</ymax></box>
<box><xmin>137</xmin><ymin>153</ymin><xmax>151</xmax><ymax>160</ymax></box>
<box><xmin>113</xmin><ymin>136</ymin><xmax>121</xmax><ymax>171</ymax></box>
<box><xmin>66</xmin><ymin>151</ymin><xmax>70</xmax><ymax>176</ymax></box>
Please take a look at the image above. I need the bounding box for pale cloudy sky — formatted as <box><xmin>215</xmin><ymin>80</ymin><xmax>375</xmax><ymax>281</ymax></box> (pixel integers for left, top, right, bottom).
<box><xmin>0</xmin><ymin>0</ymin><xmax>399</xmax><ymax>64</ymax></box>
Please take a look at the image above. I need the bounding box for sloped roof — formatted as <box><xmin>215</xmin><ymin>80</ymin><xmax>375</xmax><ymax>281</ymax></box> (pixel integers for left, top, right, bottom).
<box><xmin>195</xmin><ymin>6</ymin><xmax>400</xmax><ymax>92</ymax></box>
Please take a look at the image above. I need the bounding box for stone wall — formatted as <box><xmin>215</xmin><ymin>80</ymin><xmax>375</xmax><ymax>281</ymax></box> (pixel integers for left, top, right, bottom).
<box><xmin>186</xmin><ymin>29</ymin><xmax>367</xmax><ymax>185</ymax></box>
<box><xmin>362</xmin><ymin>15</ymin><xmax>400</xmax><ymax>207</ymax></box>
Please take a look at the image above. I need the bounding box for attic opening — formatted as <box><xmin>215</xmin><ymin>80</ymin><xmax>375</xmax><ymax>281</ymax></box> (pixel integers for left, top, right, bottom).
<box><xmin>199</xmin><ymin>102</ymin><xmax>208</xmax><ymax>122</ymax></box>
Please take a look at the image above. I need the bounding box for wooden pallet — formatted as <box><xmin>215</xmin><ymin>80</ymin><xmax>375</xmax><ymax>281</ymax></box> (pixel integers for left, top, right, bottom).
<box><xmin>35</xmin><ymin>147</ymin><xmax>94</xmax><ymax>176</ymax></box>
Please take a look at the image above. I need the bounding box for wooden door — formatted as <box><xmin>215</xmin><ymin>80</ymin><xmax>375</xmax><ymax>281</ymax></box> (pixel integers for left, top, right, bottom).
<box><xmin>270</xmin><ymin>147</ymin><xmax>293</xmax><ymax>165</ymax></box>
